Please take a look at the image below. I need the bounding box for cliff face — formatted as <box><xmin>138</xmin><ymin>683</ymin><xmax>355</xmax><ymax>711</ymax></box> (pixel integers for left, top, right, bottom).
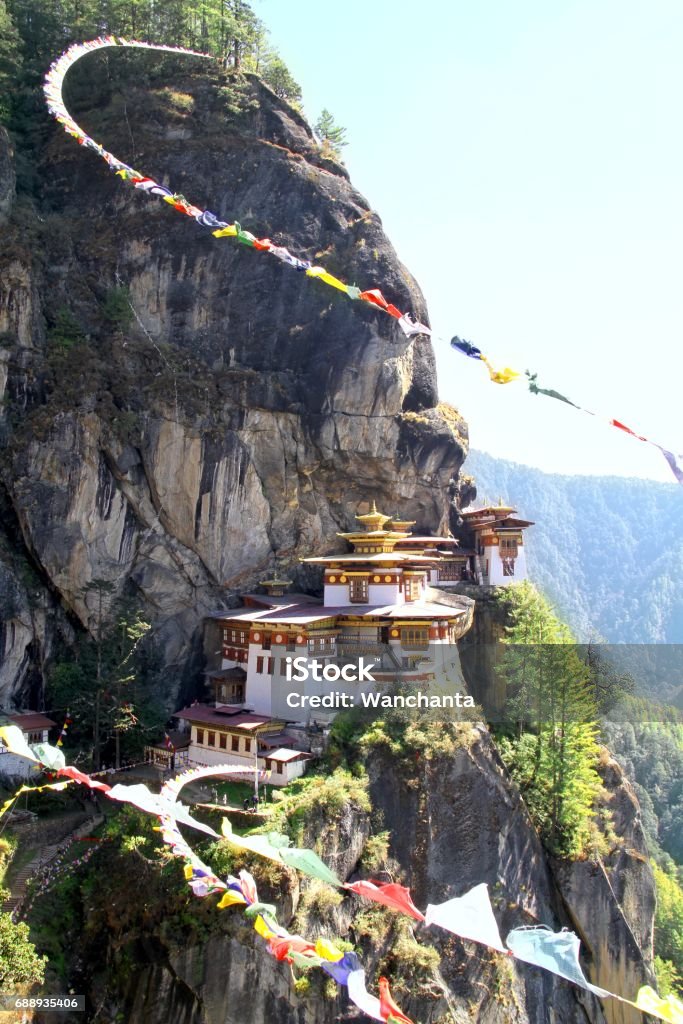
<box><xmin>0</xmin><ymin>53</ymin><xmax>472</xmax><ymax>706</ymax></box>
<box><xmin>58</xmin><ymin>729</ymin><xmax>654</xmax><ymax>1024</ymax></box>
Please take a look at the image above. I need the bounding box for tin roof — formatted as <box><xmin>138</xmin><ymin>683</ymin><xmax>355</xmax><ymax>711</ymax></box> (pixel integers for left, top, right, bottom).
<box><xmin>174</xmin><ymin>705</ymin><xmax>276</xmax><ymax>731</ymax></box>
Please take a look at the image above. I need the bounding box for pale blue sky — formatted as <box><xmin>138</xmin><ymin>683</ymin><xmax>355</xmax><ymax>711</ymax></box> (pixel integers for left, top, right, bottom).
<box><xmin>256</xmin><ymin>0</ymin><xmax>682</xmax><ymax>481</ymax></box>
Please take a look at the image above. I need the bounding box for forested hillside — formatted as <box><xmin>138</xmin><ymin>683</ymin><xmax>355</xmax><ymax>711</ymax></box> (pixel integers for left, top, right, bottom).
<box><xmin>464</xmin><ymin>449</ymin><xmax>683</xmax><ymax>646</ymax></box>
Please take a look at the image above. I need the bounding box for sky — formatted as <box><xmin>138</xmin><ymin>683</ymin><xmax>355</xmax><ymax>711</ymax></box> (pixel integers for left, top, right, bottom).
<box><xmin>255</xmin><ymin>0</ymin><xmax>683</xmax><ymax>482</ymax></box>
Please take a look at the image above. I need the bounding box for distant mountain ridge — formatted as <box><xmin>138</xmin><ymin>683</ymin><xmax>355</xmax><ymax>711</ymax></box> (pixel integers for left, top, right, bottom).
<box><xmin>463</xmin><ymin>450</ymin><xmax>683</xmax><ymax>645</ymax></box>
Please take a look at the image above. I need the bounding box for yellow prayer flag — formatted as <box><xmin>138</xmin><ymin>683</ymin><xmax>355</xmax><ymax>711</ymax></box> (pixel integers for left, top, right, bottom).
<box><xmin>216</xmin><ymin>890</ymin><xmax>247</xmax><ymax>909</ymax></box>
<box><xmin>0</xmin><ymin>797</ymin><xmax>17</xmax><ymax>818</ymax></box>
<box><xmin>482</xmin><ymin>358</ymin><xmax>521</xmax><ymax>384</ymax></box>
<box><xmin>253</xmin><ymin>914</ymin><xmax>277</xmax><ymax>940</ymax></box>
<box><xmin>634</xmin><ymin>986</ymin><xmax>683</xmax><ymax>1023</ymax></box>
<box><xmin>184</xmin><ymin>864</ymin><xmax>194</xmax><ymax>880</ymax></box>
<box><xmin>314</xmin><ymin>937</ymin><xmax>344</xmax><ymax>962</ymax></box>
<box><xmin>305</xmin><ymin>267</ymin><xmax>348</xmax><ymax>292</ymax></box>
<box><xmin>212</xmin><ymin>225</ymin><xmax>238</xmax><ymax>238</ymax></box>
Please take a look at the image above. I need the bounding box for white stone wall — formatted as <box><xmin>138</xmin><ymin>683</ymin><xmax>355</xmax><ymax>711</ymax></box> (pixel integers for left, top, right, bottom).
<box><xmin>367</xmin><ymin>583</ymin><xmax>403</xmax><ymax>604</ymax></box>
<box><xmin>488</xmin><ymin>545</ymin><xmax>528</xmax><ymax>586</ymax></box>
<box><xmin>0</xmin><ymin>751</ymin><xmax>41</xmax><ymax>780</ymax></box>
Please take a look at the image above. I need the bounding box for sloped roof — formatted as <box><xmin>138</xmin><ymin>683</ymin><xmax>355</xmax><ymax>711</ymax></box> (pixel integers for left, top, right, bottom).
<box><xmin>7</xmin><ymin>713</ymin><xmax>56</xmax><ymax>732</ymax></box>
<box><xmin>174</xmin><ymin>705</ymin><xmax>276</xmax><ymax>731</ymax></box>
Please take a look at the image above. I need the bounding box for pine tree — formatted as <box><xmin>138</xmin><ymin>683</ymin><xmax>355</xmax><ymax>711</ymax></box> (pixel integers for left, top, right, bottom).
<box><xmin>497</xmin><ymin>582</ymin><xmax>602</xmax><ymax>857</ymax></box>
<box><xmin>314</xmin><ymin>108</ymin><xmax>347</xmax><ymax>155</ymax></box>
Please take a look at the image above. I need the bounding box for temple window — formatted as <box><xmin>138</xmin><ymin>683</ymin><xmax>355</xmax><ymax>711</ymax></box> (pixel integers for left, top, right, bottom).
<box><xmin>401</xmin><ymin>627</ymin><xmax>429</xmax><ymax>650</ymax></box>
<box><xmin>196</xmin><ymin>728</ymin><xmax>204</xmax><ymax>745</ymax></box>
<box><xmin>207</xmin><ymin>731</ymin><xmax>215</xmax><ymax>747</ymax></box>
<box><xmin>349</xmin><ymin>578</ymin><xmax>369</xmax><ymax>603</ymax></box>
<box><xmin>219</xmin><ymin>734</ymin><xmax>227</xmax><ymax>750</ymax></box>
<box><xmin>231</xmin><ymin>736</ymin><xmax>239</xmax><ymax>752</ymax></box>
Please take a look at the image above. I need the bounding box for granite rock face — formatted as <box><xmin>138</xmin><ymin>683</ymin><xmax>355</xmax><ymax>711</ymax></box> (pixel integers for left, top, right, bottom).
<box><xmin>84</xmin><ymin>729</ymin><xmax>654</xmax><ymax>1024</ymax></box>
<box><xmin>0</xmin><ymin>53</ymin><xmax>472</xmax><ymax>705</ymax></box>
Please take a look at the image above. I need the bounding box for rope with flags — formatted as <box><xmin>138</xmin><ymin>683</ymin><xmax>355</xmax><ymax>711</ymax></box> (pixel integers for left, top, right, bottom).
<box><xmin>42</xmin><ymin>37</ymin><xmax>683</xmax><ymax>486</ymax></box>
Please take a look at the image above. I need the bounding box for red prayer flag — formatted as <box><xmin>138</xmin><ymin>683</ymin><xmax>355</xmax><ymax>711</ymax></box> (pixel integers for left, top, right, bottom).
<box><xmin>268</xmin><ymin>936</ymin><xmax>316</xmax><ymax>961</ymax></box>
<box><xmin>57</xmin><ymin>765</ymin><xmax>111</xmax><ymax>792</ymax></box>
<box><xmin>385</xmin><ymin>304</ymin><xmax>404</xmax><ymax>319</ymax></box>
<box><xmin>359</xmin><ymin>288</ymin><xmax>389</xmax><ymax>310</ymax></box>
<box><xmin>610</xmin><ymin>419</ymin><xmax>647</xmax><ymax>442</ymax></box>
<box><xmin>344</xmin><ymin>880</ymin><xmax>425</xmax><ymax>922</ymax></box>
<box><xmin>378</xmin><ymin>976</ymin><xmax>414</xmax><ymax>1024</ymax></box>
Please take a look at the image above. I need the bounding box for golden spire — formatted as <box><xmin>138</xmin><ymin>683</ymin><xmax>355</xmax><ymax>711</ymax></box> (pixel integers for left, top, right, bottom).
<box><xmin>355</xmin><ymin>500</ymin><xmax>392</xmax><ymax>533</ymax></box>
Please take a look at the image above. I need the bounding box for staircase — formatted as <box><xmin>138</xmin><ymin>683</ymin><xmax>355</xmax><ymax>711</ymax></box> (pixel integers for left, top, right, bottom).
<box><xmin>2</xmin><ymin>813</ymin><xmax>103</xmax><ymax>918</ymax></box>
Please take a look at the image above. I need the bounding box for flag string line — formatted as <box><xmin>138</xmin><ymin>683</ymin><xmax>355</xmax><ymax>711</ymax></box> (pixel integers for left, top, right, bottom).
<box><xmin>0</xmin><ymin>724</ymin><xmax>679</xmax><ymax>1024</ymax></box>
<box><xmin>43</xmin><ymin>37</ymin><xmax>683</xmax><ymax>485</ymax></box>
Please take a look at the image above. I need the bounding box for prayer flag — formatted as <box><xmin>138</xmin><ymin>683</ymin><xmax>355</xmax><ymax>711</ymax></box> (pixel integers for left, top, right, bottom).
<box><xmin>344</xmin><ymin>880</ymin><xmax>425</xmax><ymax>921</ymax></box>
<box><xmin>289</xmin><ymin>950</ymin><xmax>325</xmax><ymax>970</ymax></box>
<box><xmin>221</xmin><ymin>818</ymin><xmax>286</xmax><ymax>862</ymax></box>
<box><xmin>482</xmin><ymin>358</ymin><xmax>521</xmax><ymax>384</ymax></box>
<box><xmin>321</xmin><ymin>951</ymin><xmax>360</xmax><ymax>986</ymax></box>
<box><xmin>314</xmin><ymin>938</ymin><xmax>344</xmax><ymax>962</ymax></box>
<box><xmin>278</xmin><ymin>846</ymin><xmax>343</xmax><ymax>886</ymax></box>
<box><xmin>347</xmin><ymin>969</ymin><xmax>383</xmax><ymax>1021</ymax></box>
<box><xmin>633</xmin><ymin>986</ymin><xmax>683</xmax><ymax>1023</ymax></box>
<box><xmin>216</xmin><ymin>890</ymin><xmax>247</xmax><ymax>909</ymax></box>
<box><xmin>506</xmin><ymin>927</ymin><xmax>610</xmax><ymax>998</ymax></box>
<box><xmin>0</xmin><ymin>726</ymin><xmax>39</xmax><ymax>762</ymax></box>
<box><xmin>425</xmin><ymin>883</ymin><xmax>506</xmax><ymax>952</ymax></box>
<box><xmin>57</xmin><ymin>765</ymin><xmax>111</xmax><ymax>792</ymax></box>
<box><xmin>379</xmin><ymin>976</ymin><xmax>414</xmax><ymax>1024</ymax></box>
<box><xmin>450</xmin><ymin>336</ymin><xmax>483</xmax><ymax>360</ymax></box>
<box><xmin>398</xmin><ymin>314</ymin><xmax>431</xmax><ymax>337</ymax></box>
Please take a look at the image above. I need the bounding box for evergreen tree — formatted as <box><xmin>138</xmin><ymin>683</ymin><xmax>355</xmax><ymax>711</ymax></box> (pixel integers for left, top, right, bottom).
<box><xmin>314</xmin><ymin>108</ymin><xmax>347</xmax><ymax>155</ymax></box>
<box><xmin>497</xmin><ymin>582</ymin><xmax>602</xmax><ymax>857</ymax></box>
<box><xmin>0</xmin><ymin>1</ymin><xmax>21</xmax><ymax>124</ymax></box>
<box><xmin>48</xmin><ymin>592</ymin><xmax>160</xmax><ymax>770</ymax></box>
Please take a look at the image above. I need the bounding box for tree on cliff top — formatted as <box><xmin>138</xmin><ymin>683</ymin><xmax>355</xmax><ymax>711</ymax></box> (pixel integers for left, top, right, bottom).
<box><xmin>314</xmin><ymin>109</ymin><xmax>348</xmax><ymax>158</ymax></box>
<box><xmin>496</xmin><ymin>582</ymin><xmax>602</xmax><ymax>858</ymax></box>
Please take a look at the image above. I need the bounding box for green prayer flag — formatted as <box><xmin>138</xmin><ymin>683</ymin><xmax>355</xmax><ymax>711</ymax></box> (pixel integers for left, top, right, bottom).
<box><xmin>278</xmin><ymin>846</ymin><xmax>343</xmax><ymax>887</ymax></box>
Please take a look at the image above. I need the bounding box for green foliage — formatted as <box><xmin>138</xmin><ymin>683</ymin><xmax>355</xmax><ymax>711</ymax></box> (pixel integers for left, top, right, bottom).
<box><xmin>0</xmin><ymin>889</ymin><xmax>46</xmax><ymax>988</ymax></box>
<box><xmin>265</xmin><ymin>768</ymin><xmax>370</xmax><ymax>842</ymax></box>
<box><xmin>603</xmin><ymin>716</ymin><xmax>683</xmax><ymax>868</ymax></box>
<box><xmin>47</xmin><ymin>306</ymin><xmax>85</xmax><ymax>350</ymax></box>
<box><xmin>655</xmin><ymin>955</ymin><xmax>682</xmax><ymax>998</ymax></box>
<box><xmin>0</xmin><ymin>836</ymin><xmax>17</xmax><ymax>885</ymax></box>
<box><xmin>46</xmin><ymin>592</ymin><xmax>162</xmax><ymax>769</ymax></box>
<box><xmin>360</xmin><ymin>830</ymin><xmax>390</xmax><ymax>872</ymax></box>
<box><xmin>260</xmin><ymin>56</ymin><xmax>302</xmax><ymax>106</ymax></box>
<box><xmin>495</xmin><ymin>582</ymin><xmax>602</xmax><ymax>857</ymax></box>
<box><xmin>313</xmin><ymin>108</ymin><xmax>347</xmax><ymax>157</ymax></box>
<box><xmin>0</xmin><ymin>1</ymin><xmax>20</xmax><ymax>124</ymax></box>
<box><xmin>5</xmin><ymin>0</ymin><xmax>302</xmax><ymax>128</ymax></box>
<box><xmin>653</xmin><ymin>864</ymin><xmax>683</xmax><ymax>988</ymax></box>
<box><xmin>358</xmin><ymin>714</ymin><xmax>478</xmax><ymax>765</ymax></box>
<box><xmin>102</xmin><ymin>287</ymin><xmax>134</xmax><ymax>331</ymax></box>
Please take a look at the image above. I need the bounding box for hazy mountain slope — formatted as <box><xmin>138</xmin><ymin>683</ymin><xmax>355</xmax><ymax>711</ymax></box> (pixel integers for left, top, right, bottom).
<box><xmin>464</xmin><ymin>450</ymin><xmax>683</xmax><ymax>644</ymax></box>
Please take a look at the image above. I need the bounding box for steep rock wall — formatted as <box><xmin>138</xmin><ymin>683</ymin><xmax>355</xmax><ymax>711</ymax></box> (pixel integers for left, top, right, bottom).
<box><xmin>68</xmin><ymin>729</ymin><xmax>655</xmax><ymax>1024</ymax></box>
<box><xmin>0</xmin><ymin>53</ymin><xmax>473</xmax><ymax>706</ymax></box>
